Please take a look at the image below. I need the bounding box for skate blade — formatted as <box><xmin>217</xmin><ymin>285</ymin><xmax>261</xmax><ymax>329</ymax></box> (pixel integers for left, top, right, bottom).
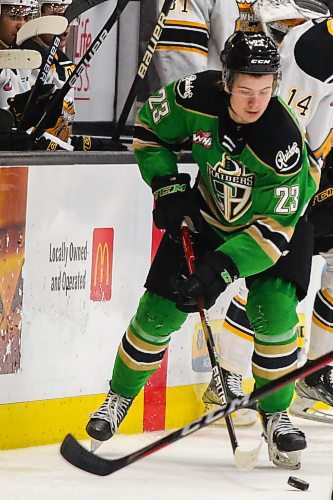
<box><xmin>270</xmin><ymin>447</ymin><xmax>301</xmax><ymax>470</ymax></box>
<box><xmin>290</xmin><ymin>406</ymin><xmax>333</xmax><ymax>424</ymax></box>
<box><xmin>90</xmin><ymin>438</ymin><xmax>103</xmax><ymax>453</ymax></box>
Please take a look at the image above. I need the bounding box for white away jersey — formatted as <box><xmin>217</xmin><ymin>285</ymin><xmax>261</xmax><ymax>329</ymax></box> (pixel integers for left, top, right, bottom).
<box><xmin>154</xmin><ymin>0</ymin><xmax>261</xmax><ymax>85</ymax></box>
<box><xmin>279</xmin><ymin>18</ymin><xmax>333</xmax><ymax>160</ymax></box>
<box><xmin>155</xmin><ymin>0</ymin><xmax>240</xmax><ymax>84</ymax></box>
<box><xmin>0</xmin><ymin>68</ymin><xmax>31</xmax><ymax>110</ymax></box>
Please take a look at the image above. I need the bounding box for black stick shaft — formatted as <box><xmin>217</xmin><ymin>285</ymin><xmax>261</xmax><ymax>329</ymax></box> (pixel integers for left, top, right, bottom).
<box><xmin>112</xmin><ymin>0</ymin><xmax>173</xmax><ymax>142</ymax></box>
<box><xmin>18</xmin><ymin>35</ymin><xmax>61</xmax><ymax>130</ymax></box>
<box><xmin>180</xmin><ymin>223</ymin><xmax>238</xmax><ymax>453</ymax></box>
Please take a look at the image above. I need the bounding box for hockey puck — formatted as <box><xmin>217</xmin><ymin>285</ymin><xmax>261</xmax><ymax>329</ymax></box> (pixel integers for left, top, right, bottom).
<box><xmin>288</xmin><ymin>476</ymin><xmax>309</xmax><ymax>491</ymax></box>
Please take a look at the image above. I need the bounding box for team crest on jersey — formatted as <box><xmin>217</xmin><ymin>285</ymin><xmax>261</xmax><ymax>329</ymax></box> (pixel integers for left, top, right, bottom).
<box><xmin>176</xmin><ymin>74</ymin><xmax>196</xmax><ymax>99</ymax></box>
<box><xmin>193</xmin><ymin>130</ymin><xmax>212</xmax><ymax>148</ymax></box>
<box><xmin>208</xmin><ymin>153</ymin><xmax>254</xmax><ymax>222</ymax></box>
<box><xmin>275</xmin><ymin>142</ymin><xmax>301</xmax><ymax>173</ymax></box>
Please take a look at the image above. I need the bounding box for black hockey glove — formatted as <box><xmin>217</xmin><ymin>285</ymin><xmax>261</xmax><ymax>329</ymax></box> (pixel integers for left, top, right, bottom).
<box><xmin>151</xmin><ymin>173</ymin><xmax>204</xmax><ymax>239</ymax></box>
<box><xmin>0</xmin><ymin>130</ymin><xmax>33</xmax><ymax>151</ymax></box>
<box><xmin>70</xmin><ymin>135</ymin><xmax>128</xmax><ymax>151</ymax></box>
<box><xmin>174</xmin><ymin>251</ymin><xmax>239</xmax><ymax>312</ymax></box>
<box><xmin>8</xmin><ymin>85</ymin><xmax>63</xmax><ymax>130</ymax></box>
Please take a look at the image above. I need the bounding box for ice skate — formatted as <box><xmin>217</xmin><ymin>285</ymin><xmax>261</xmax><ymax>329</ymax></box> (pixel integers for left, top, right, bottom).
<box><xmin>86</xmin><ymin>387</ymin><xmax>134</xmax><ymax>452</ymax></box>
<box><xmin>202</xmin><ymin>368</ymin><xmax>258</xmax><ymax>426</ymax></box>
<box><xmin>290</xmin><ymin>365</ymin><xmax>333</xmax><ymax>424</ymax></box>
<box><xmin>260</xmin><ymin>410</ymin><xmax>306</xmax><ymax>470</ymax></box>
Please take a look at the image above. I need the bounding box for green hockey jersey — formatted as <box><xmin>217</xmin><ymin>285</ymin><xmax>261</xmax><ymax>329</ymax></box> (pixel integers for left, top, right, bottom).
<box><xmin>133</xmin><ymin>70</ymin><xmax>319</xmax><ymax>278</ymax></box>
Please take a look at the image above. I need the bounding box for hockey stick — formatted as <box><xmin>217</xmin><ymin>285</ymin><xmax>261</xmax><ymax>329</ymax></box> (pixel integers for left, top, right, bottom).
<box><xmin>29</xmin><ymin>0</ymin><xmax>131</xmax><ymax>141</ymax></box>
<box><xmin>16</xmin><ymin>15</ymin><xmax>69</xmax><ymax>46</ymax></box>
<box><xmin>112</xmin><ymin>0</ymin><xmax>173</xmax><ymax>142</ymax></box>
<box><xmin>0</xmin><ymin>49</ymin><xmax>42</xmax><ymax>69</ymax></box>
<box><xmin>18</xmin><ymin>0</ymin><xmax>110</xmax><ymax>130</ymax></box>
<box><xmin>181</xmin><ymin>221</ymin><xmax>261</xmax><ymax>471</ymax></box>
<box><xmin>60</xmin><ymin>349</ymin><xmax>333</xmax><ymax>476</ymax></box>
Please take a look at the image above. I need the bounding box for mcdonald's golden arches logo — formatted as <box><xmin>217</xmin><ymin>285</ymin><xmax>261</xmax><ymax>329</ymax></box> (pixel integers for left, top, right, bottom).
<box><xmin>90</xmin><ymin>228</ymin><xmax>114</xmax><ymax>301</ymax></box>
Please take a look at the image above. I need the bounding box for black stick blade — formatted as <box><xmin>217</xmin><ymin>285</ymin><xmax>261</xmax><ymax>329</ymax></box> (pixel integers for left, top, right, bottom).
<box><xmin>60</xmin><ymin>434</ymin><xmax>125</xmax><ymax>476</ymax></box>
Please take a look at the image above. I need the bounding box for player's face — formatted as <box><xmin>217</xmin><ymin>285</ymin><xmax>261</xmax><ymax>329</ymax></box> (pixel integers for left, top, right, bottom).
<box><xmin>0</xmin><ymin>5</ymin><xmax>29</xmax><ymax>47</ymax></box>
<box><xmin>40</xmin><ymin>3</ymin><xmax>69</xmax><ymax>48</ymax></box>
<box><xmin>228</xmin><ymin>73</ymin><xmax>274</xmax><ymax>124</ymax></box>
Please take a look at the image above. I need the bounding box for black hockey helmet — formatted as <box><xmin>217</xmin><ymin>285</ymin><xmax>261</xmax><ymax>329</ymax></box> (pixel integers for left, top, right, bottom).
<box><xmin>220</xmin><ymin>31</ymin><xmax>281</xmax><ymax>95</ymax></box>
<box><xmin>221</xmin><ymin>31</ymin><xmax>280</xmax><ymax>75</ymax></box>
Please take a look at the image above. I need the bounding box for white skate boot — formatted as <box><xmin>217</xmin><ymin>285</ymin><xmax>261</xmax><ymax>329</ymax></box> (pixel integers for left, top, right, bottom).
<box><xmin>290</xmin><ymin>365</ymin><xmax>333</xmax><ymax>424</ymax></box>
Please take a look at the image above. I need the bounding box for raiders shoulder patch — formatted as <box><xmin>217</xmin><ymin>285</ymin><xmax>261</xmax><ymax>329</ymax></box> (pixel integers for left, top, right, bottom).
<box><xmin>175</xmin><ymin>70</ymin><xmax>223</xmax><ymax>116</ymax></box>
<box><xmin>245</xmin><ymin>98</ymin><xmax>304</xmax><ymax>175</ymax></box>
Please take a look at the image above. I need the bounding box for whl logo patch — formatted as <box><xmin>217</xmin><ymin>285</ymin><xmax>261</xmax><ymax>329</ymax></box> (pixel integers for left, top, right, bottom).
<box><xmin>193</xmin><ymin>130</ymin><xmax>212</xmax><ymax>148</ymax></box>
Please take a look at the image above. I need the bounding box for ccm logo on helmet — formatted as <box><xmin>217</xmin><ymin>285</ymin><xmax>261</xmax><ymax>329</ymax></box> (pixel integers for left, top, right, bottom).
<box><xmin>250</xmin><ymin>58</ymin><xmax>271</xmax><ymax>64</ymax></box>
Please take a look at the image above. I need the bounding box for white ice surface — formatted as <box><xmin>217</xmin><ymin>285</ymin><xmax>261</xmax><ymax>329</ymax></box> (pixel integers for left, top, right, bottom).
<box><xmin>0</xmin><ymin>418</ymin><xmax>332</xmax><ymax>500</ymax></box>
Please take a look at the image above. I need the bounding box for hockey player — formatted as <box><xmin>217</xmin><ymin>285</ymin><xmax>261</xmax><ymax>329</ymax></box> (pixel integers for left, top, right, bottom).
<box><xmin>203</xmin><ymin>0</ymin><xmax>333</xmax><ymax>427</ymax></box>
<box><xmin>16</xmin><ymin>0</ymin><xmax>75</xmax><ymax>142</ymax></box>
<box><xmin>0</xmin><ymin>0</ymin><xmax>62</xmax><ymax>149</ymax></box>
<box><xmin>13</xmin><ymin>0</ymin><xmax>124</xmax><ymax>150</ymax></box>
<box><xmin>86</xmin><ymin>31</ymin><xmax>320</xmax><ymax>470</ymax></box>
<box><xmin>0</xmin><ymin>0</ymin><xmax>71</xmax><ymax>150</ymax></box>
<box><xmin>0</xmin><ymin>0</ymin><xmax>37</xmax><ymax>48</ymax></box>
<box><xmin>154</xmin><ymin>0</ymin><xmax>238</xmax><ymax>85</ymax></box>
<box><xmin>0</xmin><ymin>0</ymin><xmax>38</xmax><ymax>109</ymax></box>
<box><xmin>142</xmin><ymin>0</ymin><xmax>259</xmax><ymax>425</ymax></box>
<box><xmin>154</xmin><ymin>0</ymin><xmax>260</xmax><ymax>87</ymax></box>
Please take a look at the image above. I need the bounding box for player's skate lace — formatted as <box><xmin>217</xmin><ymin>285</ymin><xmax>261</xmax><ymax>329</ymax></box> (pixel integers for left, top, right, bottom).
<box><xmin>86</xmin><ymin>388</ymin><xmax>134</xmax><ymax>441</ymax></box>
<box><xmin>224</xmin><ymin>370</ymin><xmax>244</xmax><ymax>398</ymax></box>
<box><xmin>322</xmin><ymin>366</ymin><xmax>333</xmax><ymax>403</ymax></box>
<box><xmin>326</xmin><ymin>367</ymin><xmax>333</xmax><ymax>392</ymax></box>
<box><xmin>270</xmin><ymin>412</ymin><xmax>305</xmax><ymax>442</ymax></box>
<box><xmin>260</xmin><ymin>410</ymin><xmax>306</xmax><ymax>469</ymax></box>
<box><xmin>202</xmin><ymin>368</ymin><xmax>258</xmax><ymax>426</ymax></box>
